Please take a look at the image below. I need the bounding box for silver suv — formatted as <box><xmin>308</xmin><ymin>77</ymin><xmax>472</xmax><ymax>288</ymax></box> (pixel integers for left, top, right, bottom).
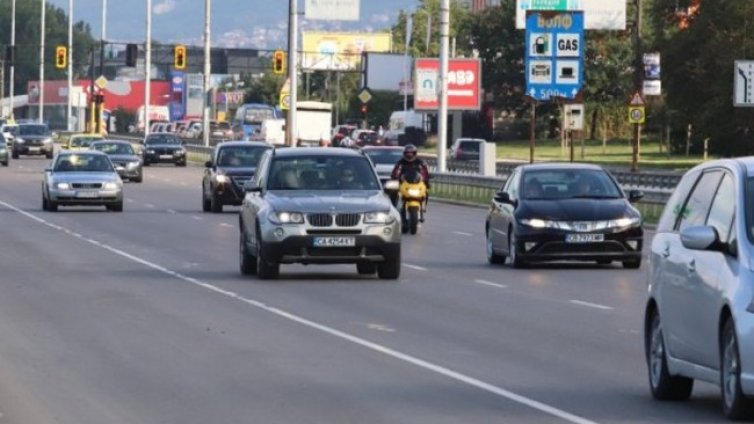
<box><xmin>239</xmin><ymin>147</ymin><xmax>401</xmax><ymax>280</ymax></box>
<box><xmin>645</xmin><ymin>158</ymin><xmax>754</xmax><ymax>420</ymax></box>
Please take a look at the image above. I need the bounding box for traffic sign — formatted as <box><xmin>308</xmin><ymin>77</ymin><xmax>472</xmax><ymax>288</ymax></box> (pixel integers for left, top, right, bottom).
<box><xmin>734</xmin><ymin>60</ymin><xmax>754</xmax><ymax>107</ymax></box>
<box><xmin>357</xmin><ymin>87</ymin><xmax>373</xmax><ymax>104</ymax></box>
<box><xmin>280</xmin><ymin>94</ymin><xmax>291</xmax><ymax>110</ymax></box>
<box><xmin>525</xmin><ymin>11</ymin><xmax>585</xmax><ymax>102</ymax></box>
<box><xmin>628</xmin><ymin>91</ymin><xmax>645</xmax><ymax>106</ymax></box>
<box><xmin>628</xmin><ymin>106</ymin><xmax>645</xmax><ymax>124</ymax></box>
<box><xmin>95</xmin><ymin>76</ymin><xmax>108</xmax><ymax>90</ymax></box>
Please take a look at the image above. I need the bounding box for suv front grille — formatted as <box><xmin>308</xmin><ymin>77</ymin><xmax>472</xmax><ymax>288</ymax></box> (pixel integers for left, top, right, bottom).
<box><xmin>231</xmin><ymin>176</ymin><xmax>251</xmax><ymax>187</ymax></box>
<box><xmin>335</xmin><ymin>213</ymin><xmax>360</xmax><ymax>227</ymax></box>
<box><xmin>72</xmin><ymin>183</ymin><xmax>102</xmax><ymax>189</ymax></box>
<box><xmin>308</xmin><ymin>213</ymin><xmax>334</xmax><ymax>227</ymax></box>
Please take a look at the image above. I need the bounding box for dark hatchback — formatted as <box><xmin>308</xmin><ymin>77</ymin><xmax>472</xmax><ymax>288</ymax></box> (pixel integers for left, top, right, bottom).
<box><xmin>142</xmin><ymin>133</ymin><xmax>186</xmax><ymax>166</ymax></box>
<box><xmin>202</xmin><ymin>141</ymin><xmax>271</xmax><ymax>212</ymax></box>
<box><xmin>485</xmin><ymin>163</ymin><xmax>644</xmax><ymax>268</ymax></box>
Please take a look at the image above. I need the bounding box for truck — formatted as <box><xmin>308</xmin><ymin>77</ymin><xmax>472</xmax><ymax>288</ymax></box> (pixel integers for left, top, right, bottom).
<box><xmin>295</xmin><ymin>101</ymin><xmax>332</xmax><ymax>146</ymax></box>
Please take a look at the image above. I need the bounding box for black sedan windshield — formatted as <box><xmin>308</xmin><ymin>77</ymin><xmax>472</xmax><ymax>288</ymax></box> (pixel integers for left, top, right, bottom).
<box><xmin>216</xmin><ymin>146</ymin><xmax>268</xmax><ymax>167</ymax></box>
<box><xmin>92</xmin><ymin>142</ymin><xmax>135</xmax><ymax>155</ymax></box>
<box><xmin>268</xmin><ymin>156</ymin><xmax>379</xmax><ymax>190</ymax></box>
<box><xmin>54</xmin><ymin>155</ymin><xmax>113</xmax><ymax>172</ymax></box>
<box><xmin>365</xmin><ymin>149</ymin><xmax>403</xmax><ymax>165</ymax></box>
<box><xmin>146</xmin><ymin>135</ymin><xmax>181</xmax><ymax>145</ymax></box>
<box><xmin>19</xmin><ymin>125</ymin><xmax>50</xmax><ymax>136</ymax></box>
<box><xmin>522</xmin><ymin>169</ymin><xmax>621</xmax><ymax>200</ymax></box>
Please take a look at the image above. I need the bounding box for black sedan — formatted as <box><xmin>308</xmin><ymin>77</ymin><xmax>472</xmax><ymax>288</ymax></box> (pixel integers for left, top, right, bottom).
<box><xmin>202</xmin><ymin>141</ymin><xmax>271</xmax><ymax>213</ymax></box>
<box><xmin>91</xmin><ymin>140</ymin><xmax>143</xmax><ymax>183</ymax></box>
<box><xmin>142</xmin><ymin>133</ymin><xmax>186</xmax><ymax>166</ymax></box>
<box><xmin>485</xmin><ymin>163</ymin><xmax>644</xmax><ymax>268</ymax></box>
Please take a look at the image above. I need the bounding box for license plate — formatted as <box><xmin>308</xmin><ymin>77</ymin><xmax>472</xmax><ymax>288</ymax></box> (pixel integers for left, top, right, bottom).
<box><xmin>159</xmin><ymin>154</ymin><xmax>173</xmax><ymax>159</ymax></box>
<box><xmin>76</xmin><ymin>191</ymin><xmax>99</xmax><ymax>199</ymax></box>
<box><xmin>313</xmin><ymin>237</ymin><xmax>356</xmax><ymax>247</ymax></box>
<box><xmin>565</xmin><ymin>233</ymin><xmax>605</xmax><ymax>243</ymax></box>
<box><xmin>28</xmin><ymin>147</ymin><xmax>40</xmax><ymax>153</ymax></box>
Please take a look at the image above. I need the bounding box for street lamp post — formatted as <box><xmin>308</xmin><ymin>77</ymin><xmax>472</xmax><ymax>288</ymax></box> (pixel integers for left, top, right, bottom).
<box><xmin>287</xmin><ymin>0</ymin><xmax>298</xmax><ymax>146</ymax></box>
<box><xmin>437</xmin><ymin>0</ymin><xmax>450</xmax><ymax>172</ymax></box>
<box><xmin>39</xmin><ymin>0</ymin><xmax>46</xmax><ymax>123</ymax></box>
<box><xmin>202</xmin><ymin>0</ymin><xmax>211</xmax><ymax>148</ymax></box>
<box><xmin>144</xmin><ymin>0</ymin><xmax>151</xmax><ymax>136</ymax></box>
<box><xmin>9</xmin><ymin>0</ymin><xmax>16</xmax><ymax>119</ymax></box>
<box><xmin>67</xmin><ymin>0</ymin><xmax>73</xmax><ymax>131</ymax></box>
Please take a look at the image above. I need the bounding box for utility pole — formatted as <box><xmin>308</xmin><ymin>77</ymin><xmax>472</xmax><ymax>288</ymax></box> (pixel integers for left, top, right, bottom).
<box><xmin>39</xmin><ymin>0</ymin><xmax>46</xmax><ymax>123</ymax></box>
<box><xmin>631</xmin><ymin>0</ymin><xmax>643</xmax><ymax>172</ymax></box>
<box><xmin>403</xmin><ymin>14</ymin><xmax>412</xmax><ymax>113</ymax></box>
<box><xmin>1</xmin><ymin>60</ymin><xmax>5</xmax><ymax>110</ymax></box>
<box><xmin>100</xmin><ymin>0</ymin><xmax>107</xmax><ymax>77</ymax></box>
<box><xmin>202</xmin><ymin>0</ymin><xmax>211</xmax><ymax>147</ymax></box>
<box><xmin>67</xmin><ymin>0</ymin><xmax>73</xmax><ymax>131</ymax></box>
<box><xmin>144</xmin><ymin>0</ymin><xmax>152</xmax><ymax>136</ymax></box>
<box><xmin>9</xmin><ymin>0</ymin><xmax>16</xmax><ymax>119</ymax></box>
<box><xmin>287</xmin><ymin>0</ymin><xmax>299</xmax><ymax>147</ymax></box>
<box><xmin>437</xmin><ymin>0</ymin><xmax>450</xmax><ymax>172</ymax></box>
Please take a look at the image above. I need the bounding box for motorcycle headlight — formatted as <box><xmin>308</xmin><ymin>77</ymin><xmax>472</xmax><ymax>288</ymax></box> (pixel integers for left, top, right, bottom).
<box><xmin>103</xmin><ymin>182</ymin><xmax>119</xmax><ymax>190</ymax></box>
<box><xmin>364</xmin><ymin>211</ymin><xmax>395</xmax><ymax>224</ymax></box>
<box><xmin>215</xmin><ymin>174</ymin><xmax>229</xmax><ymax>183</ymax></box>
<box><xmin>269</xmin><ymin>211</ymin><xmax>305</xmax><ymax>225</ymax></box>
<box><xmin>407</xmin><ymin>188</ymin><xmax>423</xmax><ymax>197</ymax></box>
<box><xmin>56</xmin><ymin>182</ymin><xmax>71</xmax><ymax>190</ymax></box>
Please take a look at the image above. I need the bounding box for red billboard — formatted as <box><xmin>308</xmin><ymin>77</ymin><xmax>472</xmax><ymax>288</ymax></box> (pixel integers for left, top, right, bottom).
<box><xmin>414</xmin><ymin>58</ymin><xmax>482</xmax><ymax>111</ymax></box>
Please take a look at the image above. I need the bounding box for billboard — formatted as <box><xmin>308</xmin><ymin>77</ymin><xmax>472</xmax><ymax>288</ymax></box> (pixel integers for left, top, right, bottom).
<box><xmin>169</xmin><ymin>71</ymin><xmax>186</xmax><ymax>121</ymax></box>
<box><xmin>302</xmin><ymin>32</ymin><xmax>392</xmax><ymax>71</ymax></box>
<box><xmin>363</xmin><ymin>53</ymin><xmax>409</xmax><ymax>92</ymax></box>
<box><xmin>516</xmin><ymin>0</ymin><xmax>626</xmax><ymax>30</ymax></box>
<box><xmin>414</xmin><ymin>58</ymin><xmax>482</xmax><ymax>111</ymax></box>
<box><xmin>305</xmin><ymin>0</ymin><xmax>360</xmax><ymax>21</ymax></box>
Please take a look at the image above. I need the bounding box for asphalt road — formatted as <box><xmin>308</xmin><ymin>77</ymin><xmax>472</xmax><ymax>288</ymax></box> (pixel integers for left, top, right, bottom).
<box><xmin>0</xmin><ymin>155</ymin><xmax>730</xmax><ymax>423</ymax></box>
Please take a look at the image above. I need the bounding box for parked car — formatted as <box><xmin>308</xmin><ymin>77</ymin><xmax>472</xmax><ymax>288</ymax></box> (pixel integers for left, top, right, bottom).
<box><xmin>202</xmin><ymin>141</ymin><xmax>271</xmax><ymax>213</ymax></box>
<box><xmin>485</xmin><ymin>163</ymin><xmax>644</xmax><ymax>268</ymax></box>
<box><xmin>450</xmin><ymin>138</ymin><xmax>486</xmax><ymax>161</ymax></box>
<box><xmin>12</xmin><ymin>123</ymin><xmax>54</xmax><ymax>159</ymax></box>
<box><xmin>239</xmin><ymin>147</ymin><xmax>401</xmax><ymax>280</ymax></box>
<box><xmin>183</xmin><ymin>121</ymin><xmax>203</xmax><ymax>138</ymax></box>
<box><xmin>644</xmin><ymin>158</ymin><xmax>754</xmax><ymax>420</ymax></box>
<box><xmin>90</xmin><ymin>140</ymin><xmax>143</xmax><ymax>183</ymax></box>
<box><xmin>0</xmin><ymin>135</ymin><xmax>8</xmax><ymax>166</ymax></box>
<box><xmin>42</xmin><ymin>151</ymin><xmax>123</xmax><ymax>212</ymax></box>
<box><xmin>63</xmin><ymin>133</ymin><xmax>104</xmax><ymax>151</ymax></box>
<box><xmin>142</xmin><ymin>133</ymin><xmax>187</xmax><ymax>166</ymax></box>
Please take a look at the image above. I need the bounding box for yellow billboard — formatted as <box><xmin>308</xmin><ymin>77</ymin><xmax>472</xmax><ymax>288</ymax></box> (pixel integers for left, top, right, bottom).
<box><xmin>302</xmin><ymin>32</ymin><xmax>392</xmax><ymax>71</ymax></box>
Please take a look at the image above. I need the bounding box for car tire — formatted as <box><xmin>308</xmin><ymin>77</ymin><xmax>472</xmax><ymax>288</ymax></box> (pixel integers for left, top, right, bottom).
<box><xmin>132</xmin><ymin>173</ymin><xmax>143</xmax><ymax>183</ymax></box>
<box><xmin>486</xmin><ymin>227</ymin><xmax>506</xmax><ymax>265</ymax></box>
<box><xmin>256</xmin><ymin>232</ymin><xmax>279</xmax><ymax>280</ymax></box>
<box><xmin>47</xmin><ymin>199</ymin><xmax>58</xmax><ymax>212</ymax></box>
<box><xmin>202</xmin><ymin>189</ymin><xmax>212</xmax><ymax>212</ymax></box>
<box><xmin>408</xmin><ymin>206</ymin><xmax>419</xmax><ymax>235</ymax></box>
<box><xmin>143</xmin><ymin>160</ymin><xmax>150</xmax><ymax>167</ymax></box>
<box><xmin>45</xmin><ymin>151</ymin><xmax>53</xmax><ymax>159</ymax></box>
<box><xmin>107</xmin><ymin>202</ymin><xmax>124</xmax><ymax>212</ymax></box>
<box><xmin>623</xmin><ymin>259</ymin><xmax>641</xmax><ymax>269</ymax></box>
<box><xmin>176</xmin><ymin>161</ymin><xmax>187</xmax><ymax>167</ymax></box>
<box><xmin>646</xmin><ymin>310</ymin><xmax>693</xmax><ymax>401</ymax></box>
<box><xmin>357</xmin><ymin>263</ymin><xmax>376</xmax><ymax>275</ymax></box>
<box><xmin>239</xmin><ymin>229</ymin><xmax>257</xmax><ymax>275</ymax></box>
<box><xmin>377</xmin><ymin>248</ymin><xmax>400</xmax><ymax>280</ymax></box>
<box><xmin>508</xmin><ymin>230</ymin><xmax>526</xmax><ymax>269</ymax></box>
<box><xmin>11</xmin><ymin>151</ymin><xmax>18</xmax><ymax>159</ymax></box>
<box><xmin>42</xmin><ymin>193</ymin><xmax>48</xmax><ymax>211</ymax></box>
<box><xmin>1</xmin><ymin>160</ymin><xmax>8</xmax><ymax>167</ymax></box>
<box><xmin>210</xmin><ymin>192</ymin><xmax>223</xmax><ymax>213</ymax></box>
<box><xmin>721</xmin><ymin>319</ymin><xmax>754</xmax><ymax>420</ymax></box>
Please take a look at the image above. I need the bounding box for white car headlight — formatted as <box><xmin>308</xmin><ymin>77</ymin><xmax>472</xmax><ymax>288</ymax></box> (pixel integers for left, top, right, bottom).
<box><xmin>146</xmin><ymin>149</ymin><xmax>155</xmax><ymax>154</ymax></box>
<box><xmin>216</xmin><ymin>174</ymin><xmax>229</xmax><ymax>183</ymax></box>
<box><xmin>520</xmin><ymin>218</ymin><xmax>552</xmax><ymax>229</ymax></box>
<box><xmin>103</xmin><ymin>182</ymin><xmax>119</xmax><ymax>190</ymax></box>
<box><xmin>609</xmin><ymin>216</ymin><xmax>641</xmax><ymax>229</ymax></box>
<box><xmin>15</xmin><ymin>138</ymin><xmax>25</xmax><ymax>144</ymax></box>
<box><xmin>269</xmin><ymin>211</ymin><xmax>304</xmax><ymax>225</ymax></box>
<box><xmin>56</xmin><ymin>182</ymin><xmax>71</xmax><ymax>190</ymax></box>
<box><xmin>43</xmin><ymin>138</ymin><xmax>52</xmax><ymax>144</ymax></box>
<box><xmin>128</xmin><ymin>161</ymin><xmax>140</xmax><ymax>168</ymax></box>
<box><xmin>364</xmin><ymin>211</ymin><xmax>395</xmax><ymax>224</ymax></box>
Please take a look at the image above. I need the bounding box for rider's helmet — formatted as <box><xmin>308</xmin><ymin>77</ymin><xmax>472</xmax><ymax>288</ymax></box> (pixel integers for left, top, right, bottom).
<box><xmin>403</xmin><ymin>144</ymin><xmax>418</xmax><ymax>162</ymax></box>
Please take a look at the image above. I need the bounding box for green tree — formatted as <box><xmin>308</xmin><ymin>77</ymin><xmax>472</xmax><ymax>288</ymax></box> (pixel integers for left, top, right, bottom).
<box><xmin>392</xmin><ymin>0</ymin><xmax>471</xmax><ymax>57</ymax></box>
<box><xmin>243</xmin><ymin>72</ymin><xmax>285</xmax><ymax>106</ymax></box>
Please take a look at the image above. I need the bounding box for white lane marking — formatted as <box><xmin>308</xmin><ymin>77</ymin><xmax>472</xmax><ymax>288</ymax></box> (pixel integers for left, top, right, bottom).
<box><xmin>453</xmin><ymin>231</ymin><xmax>473</xmax><ymax>237</ymax></box>
<box><xmin>569</xmin><ymin>300</ymin><xmax>614</xmax><ymax>311</ymax></box>
<box><xmin>126</xmin><ymin>199</ymin><xmax>135</xmax><ymax>203</ymax></box>
<box><xmin>167</xmin><ymin>209</ymin><xmax>177</xmax><ymax>214</ymax></box>
<box><xmin>403</xmin><ymin>263</ymin><xmax>427</xmax><ymax>271</ymax></box>
<box><xmin>192</xmin><ymin>216</ymin><xmax>203</xmax><ymax>221</ymax></box>
<box><xmin>473</xmin><ymin>279</ymin><xmax>508</xmax><ymax>289</ymax></box>
<box><xmin>219</xmin><ymin>223</ymin><xmax>233</xmax><ymax>228</ymax></box>
<box><xmin>0</xmin><ymin>199</ymin><xmax>598</xmax><ymax>424</ymax></box>
<box><xmin>144</xmin><ymin>203</ymin><xmax>155</xmax><ymax>208</ymax></box>
<box><xmin>367</xmin><ymin>323</ymin><xmax>396</xmax><ymax>333</ymax></box>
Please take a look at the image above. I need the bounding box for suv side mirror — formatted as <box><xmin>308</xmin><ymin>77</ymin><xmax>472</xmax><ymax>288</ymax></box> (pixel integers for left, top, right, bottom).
<box><xmin>628</xmin><ymin>189</ymin><xmax>644</xmax><ymax>203</ymax></box>
<box><xmin>494</xmin><ymin>191</ymin><xmax>512</xmax><ymax>204</ymax></box>
<box><xmin>205</xmin><ymin>160</ymin><xmax>213</xmax><ymax>168</ymax></box>
<box><xmin>44</xmin><ymin>165</ymin><xmax>52</xmax><ymax>172</ymax></box>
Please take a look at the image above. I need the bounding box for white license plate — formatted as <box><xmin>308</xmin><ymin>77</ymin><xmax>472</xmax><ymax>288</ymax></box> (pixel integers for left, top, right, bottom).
<box><xmin>76</xmin><ymin>191</ymin><xmax>99</xmax><ymax>199</ymax></box>
<box><xmin>159</xmin><ymin>154</ymin><xmax>173</xmax><ymax>159</ymax></box>
<box><xmin>313</xmin><ymin>237</ymin><xmax>356</xmax><ymax>247</ymax></box>
<box><xmin>565</xmin><ymin>233</ymin><xmax>605</xmax><ymax>243</ymax></box>
<box><xmin>28</xmin><ymin>147</ymin><xmax>40</xmax><ymax>153</ymax></box>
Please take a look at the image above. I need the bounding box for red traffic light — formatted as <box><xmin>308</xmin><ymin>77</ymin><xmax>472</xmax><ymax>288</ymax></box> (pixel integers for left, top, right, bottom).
<box><xmin>273</xmin><ymin>50</ymin><xmax>286</xmax><ymax>75</ymax></box>
<box><xmin>55</xmin><ymin>45</ymin><xmax>67</xmax><ymax>69</ymax></box>
<box><xmin>360</xmin><ymin>105</ymin><xmax>368</xmax><ymax>114</ymax></box>
<box><xmin>174</xmin><ymin>45</ymin><xmax>187</xmax><ymax>69</ymax></box>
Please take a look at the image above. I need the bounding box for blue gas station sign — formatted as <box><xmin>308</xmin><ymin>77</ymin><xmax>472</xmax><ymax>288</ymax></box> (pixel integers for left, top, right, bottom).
<box><xmin>525</xmin><ymin>11</ymin><xmax>584</xmax><ymax>101</ymax></box>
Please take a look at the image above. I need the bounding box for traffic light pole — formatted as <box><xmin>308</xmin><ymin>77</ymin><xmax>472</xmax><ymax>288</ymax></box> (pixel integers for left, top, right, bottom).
<box><xmin>202</xmin><ymin>0</ymin><xmax>211</xmax><ymax>148</ymax></box>
<box><xmin>632</xmin><ymin>0</ymin><xmax>643</xmax><ymax>172</ymax></box>
<box><xmin>67</xmin><ymin>0</ymin><xmax>73</xmax><ymax>131</ymax></box>
<box><xmin>144</xmin><ymin>0</ymin><xmax>152</xmax><ymax>136</ymax></box>
<box><xmin>287</xmin><ymin>0</ymin><xmax>298</xmax><ymax>147</ymax></box>
<box><xmin>9</xmin><ymin>0</ymin><xmax>15</xmax><ymax>119</ymax></box>
<box><xmin>39</xmin><ymin>0</ymin><xmax>46</xmax><ymax>123</ymax></box>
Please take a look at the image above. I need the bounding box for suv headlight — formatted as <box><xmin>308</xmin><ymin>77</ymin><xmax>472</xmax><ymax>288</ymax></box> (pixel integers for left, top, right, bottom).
<box><xmin>269</xmin><ymin>211</ymin><xmax>305</xmax><ymax>225</ymax></box>
<box><xmin>215</xmin><ymin>174</ymin><xmax>229</xmax><ymax>183</ymax></box>
<box><xmin>15</xmin><ymin>138</ymin><xmax>25</xmax><ymax>144</ymax></box>
<box><xmin>175</xmin><ymin>148</ymin><xmax>186</xmax><ymax>155</ymax></box>
<box><xmin>56</xmin><ymin>182</ymin><xmax>71</xmax><ymax>190</ymax></box>
<box><xmin>146</xmin><ymin>149</ymin><xmax>155</xmax><ymax>154</ymax></box>
<box><xmin>103</xmin><ymin>182</ymin><xmax>119</xmax><ymax>190</ymax></box>
<box><xmin>364</xmin><ymin>211</ymin><xmax>395</xmax><ymax>224</ymax></box>
<box><xmin>128</xmin><ymin>161</ymin><xmax>140</xmax><ymax>168</ymax></box>
<box><xmin>43</xmin><ymin>138</ymin><xmax>52</xmax><ymax>144</ymax></box>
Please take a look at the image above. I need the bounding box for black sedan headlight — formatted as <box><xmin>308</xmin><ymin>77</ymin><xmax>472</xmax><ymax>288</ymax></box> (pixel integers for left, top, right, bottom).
<box><xmin>520</xmin><ymin>216</ymin><xmax>641</xmax><ymax>231</ymax></box>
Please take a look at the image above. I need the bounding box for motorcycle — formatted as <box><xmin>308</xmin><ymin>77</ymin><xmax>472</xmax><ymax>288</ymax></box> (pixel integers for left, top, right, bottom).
<box><xmin>398</xmin><ymin>169</ymin><xmax>427</xmax><ymax>235</ymax></box>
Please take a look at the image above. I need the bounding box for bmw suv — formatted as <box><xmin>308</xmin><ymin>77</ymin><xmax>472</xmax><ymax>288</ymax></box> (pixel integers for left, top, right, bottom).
<box><xmin>202</xmin><ymin>141</ymin><xmax>271</xmax><ymax>213</ymax></box>
<box><xmin>239</xmin><ymin>147</ymin><xmax>401</xmax><ymax>280</ymax></box>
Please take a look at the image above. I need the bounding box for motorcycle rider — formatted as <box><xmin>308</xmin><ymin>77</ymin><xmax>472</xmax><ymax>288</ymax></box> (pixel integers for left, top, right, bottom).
<box><xmin>391</xmin><ymin>144</ymin><xmax>430</xmax><ymax>221</ymax></box>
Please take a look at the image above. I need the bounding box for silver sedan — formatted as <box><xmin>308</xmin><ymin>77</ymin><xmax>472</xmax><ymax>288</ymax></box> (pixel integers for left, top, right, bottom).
<box><xmin>43</xmin><ymin>151</ymin><xmax>124</xmax><ymax>212</ymax></box>
<box><xmin>645</xmin><ymin>158</ymin><xmax>754</xmax><ymax>420</ymax></box>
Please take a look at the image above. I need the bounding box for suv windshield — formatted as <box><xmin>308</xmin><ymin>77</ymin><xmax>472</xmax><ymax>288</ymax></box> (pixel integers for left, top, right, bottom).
<box><xmin>54</xmin><ymin>154</ymin><xmax>113</xmax><ymax>172</ymax></box>
<box><xmin>19</xmin><ymin>125</ymin><xmax>50</xmax><ymax>136</ymax></box>
<box><xmin>146</xmin><ymin>135</ymin><xmax>181</xmax><ymax>145</ymax></box>
<box><xmin>521</xmin><ymin>169</ymin><xmax>622</xmax><ymax>200</ymax></box>
<box><xmin>268</xmin><ymin>156</ymin><xmax>379</xmax><ymax>191</ymax></box>
<box><xmin>365</xmin><ymin>149</ymin><xmax>403</xmax><ymax>165</ymax></box>
<box><xmin>216</xmin><ymin>145</ymin><xmax>269</xmax><ymax>167</ymax></box>
<box><xmin>92</xmin><ymin>142</ymin><xmax>135</xmax><ymax>155</ymax></box>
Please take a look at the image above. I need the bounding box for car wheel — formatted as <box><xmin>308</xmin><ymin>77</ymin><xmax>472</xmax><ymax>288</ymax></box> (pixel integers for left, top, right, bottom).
<box><xmin>47</xmin><ymin>199</ymin><xmax>58</xmax><ymax>212</ymax></box>
<box><xmin>486</xmin><ymin>227</ymin><xmax>506</xmax><ymax>265</ymax></box>
<box><xmin>646</xmin><ymin>310</ymin><xmax>693</xmax><ymax>401</ymax></box>
<box><xmin>408</xmin><ymin>206</ymin><xmax>419</xmax><ymax>235</ymax></box>
<box><xmin>508</xmin><ymin>230</ymin><xmax>525</xmax><ymax>268</ymax></box>
<box><xmin>45</xmin><ymin>151</ymin><xmax>53</xmax><ymax>159</ymax></box>
<box><xmin>239</xmin><ymin>229</ymin><xmax>257</xmax><ymax>275</ymax></box>
<box><xmin>106</xmin><ymin>202</ymin><xmax>124</xmax><ymax>212</ymax></box>
<box><xmin>377</xmin><ymin>247</ymin><xmax>400</xmax><ymax>280</ymax></box>
<box><xmin>11</xmin><ymin>151</ymin><xmax>18</xmax><ymax>159</ymax></box>
<box><xmin>132</xmin><ymin>173</ymin><xmax>143</xmax><ymax>183</ymax></box>
<box><xmin>210</xmin><ymin>192</ymin><xmax>223</xmax><ymax>213</ymax></box>
<box><xmin>202</xmin><ymin>189</ymin><xmax>211</xmax><ymax>212</ymax></box>
<box><xmin>42</xmin><ymin>193</ymin><xmax>48</xmax><ymax>211</ymax></box>
<box><xmin>256</xmin><ymin>232</ymin><xmax>279</xmax><ymax>280</ymax></box>
<box><xmin>357</xmin><ymin>263</ymin><xmax>376</xmax><ymax>275</ymax></box>
<box><xmin>143</xmin><ymin>160</ymin><xmax>150</xmax><ymax>167</ymax></box>
<box><xmin>721</xmin><ymin>318</ymin><xmax>754</xmax><ymax>419</ymax></box>
<box><xmin>1</xmin><ymin>160</ymin><xmax>8</xmax><ymax>167</ymax></box>
<box><xmin>623</xmin><ymin>258</ymin><xmax>642</xmax><ymax>269</ymax></box>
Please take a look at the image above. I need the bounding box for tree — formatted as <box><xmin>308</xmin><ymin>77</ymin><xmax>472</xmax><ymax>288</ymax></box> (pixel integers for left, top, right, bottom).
<box><xmin>243</xmin><ymin>72</ymin><xmax>285</xmax><ymax>106</ymax></box>
<box><xmin>392</xmin><ymin>0</ymin><xmax>471</xmax><ymax>58</ymax></box>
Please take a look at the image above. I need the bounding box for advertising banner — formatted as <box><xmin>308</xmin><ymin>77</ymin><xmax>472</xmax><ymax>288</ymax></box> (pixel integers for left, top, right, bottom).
<box><xmin>302</xmin><ymin>32</ymin><xmax>392</xmax><ymax>71</ymax></box>
<box><xmin>414</xmin><ymin>58</ymin><xmax>482</xmax><ymax>111</ymax></box>
<box><xmin>305</xmin><ymin>0</ymin><xmax>360</xmax><ymax>21</ymax></box>
<box><xmin>516</xmin><ymin>0</ymin><xmax>625</xmax><ymax>30</ymax></box>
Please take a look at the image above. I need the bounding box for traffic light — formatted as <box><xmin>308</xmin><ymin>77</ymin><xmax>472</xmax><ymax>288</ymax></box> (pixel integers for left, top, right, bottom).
<box><xmin>174</xmin><ymin>45</ymin><xmax>187</xmax><ymax>70</ymax></box>
<box><xmin>125</xmin><ymin>43</ymin><xmax>138</xmax><ymax>67</ymax></box>
<box><xmin>361</xmin><ymin>104</ymin><xmax>368</xmax><ymax>114</ymax></box>
<box><xmin>55</xmin><ymin>45</ymin><xmax>67</xmax><ymax>69</ymax></box>
<box><xmin>272</xmin><ymin>50</ymin><xmax>286</xmax><ymax>75</ymax></box>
